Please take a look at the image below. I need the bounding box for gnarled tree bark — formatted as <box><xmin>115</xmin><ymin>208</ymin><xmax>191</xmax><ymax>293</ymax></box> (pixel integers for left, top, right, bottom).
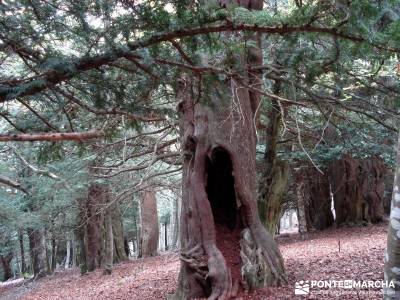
<box><xmin>329</xmin><ymin>155</ymin><xmax>387</xmax><ymax>226</ymax></box>
<box><xmin>171</xmin><ymin>2</ymin><xmax>285</xmax><ymax>294</ymax></box>
<box><xmin>296</xmin><ymin>166</ymin><xmax>334</xmax><ymax>231</ymax></box>
<box><xmin>360</xmin><ymin>156</ymin><xmax>386</xmax><ymax>223</ymax></box>
<box><xmin>172</xmin><ymin>75</ymin><xmax>285</xmax><ymax>298</ymax></box>
<box><xmin>329</xmin><ymin>154</ymin><xmax>364</xmax><ymax>226</ymax></box>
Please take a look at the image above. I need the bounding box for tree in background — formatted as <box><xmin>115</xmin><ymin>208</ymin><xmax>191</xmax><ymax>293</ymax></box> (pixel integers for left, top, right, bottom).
<box><xmin>138</xmin><ymin>187</ymin><xmax>159</xmax><ymax>258</ymax></box>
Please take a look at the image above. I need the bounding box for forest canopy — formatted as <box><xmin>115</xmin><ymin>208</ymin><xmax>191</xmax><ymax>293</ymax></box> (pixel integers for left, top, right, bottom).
<box><xmin>0</xmin><ymin>0</ymin><xmax>399</xmax><ymax>299</ymax></box>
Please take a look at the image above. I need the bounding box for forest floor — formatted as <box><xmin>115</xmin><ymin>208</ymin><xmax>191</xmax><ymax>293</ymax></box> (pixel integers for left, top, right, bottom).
<box><xmin>0</xmin><ymin>223</ymin><xmax>388</xmax><ymax>300</ymax></box>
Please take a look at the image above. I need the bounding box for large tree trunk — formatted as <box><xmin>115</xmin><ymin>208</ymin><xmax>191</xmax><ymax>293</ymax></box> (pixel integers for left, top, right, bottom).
<box><xmin>28</xmin><ymin>229</ymin><xmax>47</xmax><ymax>279</ymax></box>
<box><xmin>302</xmin><ymin>166</ymin><xmax>334</xmax><ymax>230</ymax></box>
<box><xmin>0</xmin><ymin>253</ymin><xmax>13</xmax><ymax>281</ymax></box>
<box><xmin>172</xmin><ymin>6</ymin><xmax>285</xmax><ymax>296</ymax></box>
<box><xmin>384</xmin><ymin>132</ymin><xmax>400</xmax><ymax>298</ymax></box>
<box><xmin>76</xmin><ymin>186</ymin><xmax>118</xmax><ymax>273</ymax></box>
<box><xmin>359</xmin><ymin>156</ymin><xmax>386</xmax><ymax>223</ymax></box>
<box><xmin>86</xmin><ymin>184</ymin><xmax>107</xmax><ymax>271</ymax></box>
<box><xmin>138</xmin><ymin>188</ymin><xmax>159</xmax><ymax>258</ymax></box>
<box><xmin>329</xmin><ymin>154</ymin><xmax>364</xmax><ymax>225</ymax></box>
<box><xmin>172</xmin><ymin>78</ymin><xmax>285</xmax><ymax>298</ymax></box>
<box><xmin>329</xmin><ymin>155</ymin><xmax>386</xmax><ymax>226</ymax></box>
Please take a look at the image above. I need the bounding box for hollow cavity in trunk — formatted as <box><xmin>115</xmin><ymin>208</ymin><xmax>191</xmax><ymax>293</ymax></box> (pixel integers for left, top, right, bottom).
<box><xmin>206</xmin><ymin>147</ymin><xmax>242</xmax><ymax>287</ymax></box>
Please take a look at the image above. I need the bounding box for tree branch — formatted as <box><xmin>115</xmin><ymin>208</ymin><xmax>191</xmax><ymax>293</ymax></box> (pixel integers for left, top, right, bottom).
<box><xmin>0</xmin><ymin>21</ymin><xmax>392</xmax><ymax>102</ymax></box>
<box><xmin>11</xmin><ymin>147</ymin><xmax>59</xmax><ymax>179</ymax></box>
<box><xmin>56</xmin><ymin>88</ymin><xmax>164</xmax><ymax>122</ymax></box>
<box><xmin>0</xmin><ymin>130</ymin><xmax>104</xmax><ymax>142</ymax></box>
<box><xmin>0</xmin><ymin>175</ymin><xmax>28</xmax><ymax>194</ymax></box>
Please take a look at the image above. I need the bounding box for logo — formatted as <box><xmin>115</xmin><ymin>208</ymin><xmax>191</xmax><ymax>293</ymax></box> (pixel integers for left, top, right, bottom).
<box><xmin>295</xmin><ymin>280</ymin><xmax>310</xmax><ymax>295</ymax></box>
<box><xmin>294</xmin><ymin>279</ymin><xmax>395</xmax><ymax>296</ymax></box>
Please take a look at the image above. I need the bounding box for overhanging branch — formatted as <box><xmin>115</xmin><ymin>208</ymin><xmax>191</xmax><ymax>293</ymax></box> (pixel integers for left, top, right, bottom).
<box><xmin>0</xmin><ymin>130</ymin><xmax>104</xmax><ymax>142</ymax></box>
<box><xmin>0</xmin><ymin>22</ymin><xmax>392</xmax><ymax>102</ymax></box>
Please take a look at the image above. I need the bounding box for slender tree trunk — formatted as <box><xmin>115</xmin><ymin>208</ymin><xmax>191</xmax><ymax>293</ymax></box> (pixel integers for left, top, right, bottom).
<box><xmin>138</xmin><ymin>188</ymin><xmax>159</xmax><ymax>258</ymax></box>
<box><xmin>18</xmin><ymin>229</ymin><xmax>26</xmax><ymax>274</ymax></box>
<box><xmin>288</xmin><ymin>211</ymin><xmax>293</xmax><ymax>228</ymax></box>
<box><xmin>51</xmin><ymin>237</ymin><xmax>57</xmax><ymax>272</ymax></box>
<box><xmin>133</xmin><ymin>203</ymin><xmax>139</xmax><ymax>256</ymax></box>
<box><xmin>258</xmin><ymin>83</ymin><xmax>289</xmax><ymax>234</ymax></box>
<box><xmin>132</xmin><ymin>237</ymin><xmax>136</xmax><ymax>254</ymax></box>
<box><xmin>171</xmin><ymin>196</ymin><xmax>180</xmax><ymax>249</ymax></box>
<box><xmin>72</xmin><ymin>237</ymin><xmax>77</xmax><ymax>267</ymax></box>
<box><xmin>164</xmin><ymin>222</ymin><xmax>168</xmax><ymax>251</ymax></box>
<box><xmin>384</xmin><ymin>132</ymin><xmax>400</xmax><ymax>298</ymax></box>
<box><xmin>258</xmin><ymin>156</ymin><xmax>289</xmax><ymax>234</ymax></box>
<box><xmin>65</xmin><ymin>238</ymin><xmax>71</xmax><ymax>269</ymax></box>
<box><xmin>104</xmin><ymin>205</ymin><xmax>113</xmax><ymax>275</ymax></box>
<box><xmin>44</xmin><ymin>229</ymin><xmax>51</xmax><ymax>273</ymax></box>
<box><xmin>75</xmin><ymin>198</ymin><xmax>87</xmax><ymax>275</ymax></box>
<box><xmin>295</xmin><ymin>174</ymin><xmax>308</xmax><ymax>236</ymax></box>
<box><xmin>0</xmin><ymin>253</ymin><xmax>13</xmax><ymax>281</ymax></box>
<box><xmin>112</xmin><ymin>207</ymin><xmax>128</xmax><ymax>262</ymax></box>
<box><xmin>77</xmin><ymin>231</ymin><xmax>87</xmax><ymax>274</ymax></box>
<box><xmin>124</xmin><ymin>238</ymin><xmax>130</xmax><ymax>257</ymax></box>
<box><xmin>28</xmin><ymin>229</ymin><xmax>47</xmax><ymax>279</ymax></box>
<box><xmin>132</xmin><ymin>201</ymin><xmax>138</xmax><ymax>256</ymax></box>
